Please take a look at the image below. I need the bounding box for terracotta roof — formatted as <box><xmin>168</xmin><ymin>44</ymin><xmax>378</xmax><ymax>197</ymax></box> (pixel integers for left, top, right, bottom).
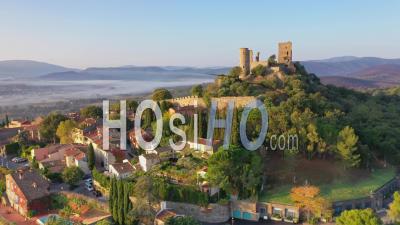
<box><xmin>9</xmin><ymin>170</ymin><xmax>50</xmax><ymax>201</ymax></box>
<box><xmin>110</xmin><ymin>162</ymin><xmax>134</xmax><ymax>175</ymax></box>
<box><xmin>65</xmin><ymin>147</ymin><xmax>86</xmax><ymax>161</ymax></box>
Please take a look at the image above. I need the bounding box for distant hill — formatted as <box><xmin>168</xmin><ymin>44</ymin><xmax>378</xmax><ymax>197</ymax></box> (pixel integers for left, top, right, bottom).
<box><xmin>0</xmin><ymin>60</ymin><xmax>77</xmax><ymax>78</ymax></box>
<box><xmin>320</xmin><ymin>76</ymin><xmax>380</xmax><ymax>89</ymax></box>
<box><xmin>40</xmin><ymin>66</ymin><xmax>230</xmax><ymax>81</ymax></box>
<box><xmin>302</xmin><ymin>57</ymin><xmax>400</xmax><ymax>77</ymax></box>
<box><xmin>303</xmin><ymin>57</ymin><xmax>400</xmax><ymax>89</ymax></box>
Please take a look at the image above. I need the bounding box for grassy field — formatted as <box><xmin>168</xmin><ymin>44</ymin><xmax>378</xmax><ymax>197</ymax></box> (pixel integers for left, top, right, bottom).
<box><xmin>260</xmin><ymin>166</ymin><xmax>396</xmax><ymax>204</ymax></box>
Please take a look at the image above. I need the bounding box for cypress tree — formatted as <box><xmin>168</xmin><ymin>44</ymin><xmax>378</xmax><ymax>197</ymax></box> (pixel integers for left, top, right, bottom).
<box><xmin>109</xmin><ymin>178</ymin><xmax>114</xmax><ymax>214</ymax></box>
<box><xmin>5</xmin><ymin>114</ymin><xmax>9</xmax><ymax>128</ymax></box>
<box><xmin>87</xmin><ymin>143</ymin><xmax>95</xmax><ymax>170</ymax></box>
<box><xmin>188</xmin><ymin>116</ymin><xmax>194</xmax><ymax>141</ymax></box>
<box><xmin>198</xmin><ymin>111</ymin><xmax>204</xmax><ymax>139</ymax></box>
<box><xmin>231</xmin><ymin>107</ymin><xmax>240</xmax><ymax>146</ymax></box>
<box><xmin>117</xmin><ymin>180</ymin><xmax>124</xmax><ymax>225</ymax></box>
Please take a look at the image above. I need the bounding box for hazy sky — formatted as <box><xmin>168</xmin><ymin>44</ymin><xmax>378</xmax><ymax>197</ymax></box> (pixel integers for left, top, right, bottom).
<box><xmin>0</xmin><ymin>0</ymin><xmax>399</xmax><ymax>68</ymax></box>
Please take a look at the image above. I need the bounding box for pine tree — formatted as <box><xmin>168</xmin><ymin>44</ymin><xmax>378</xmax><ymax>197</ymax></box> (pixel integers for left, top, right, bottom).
<box><xmin>87</xmin><ymin>143</ymin><xmax>95</xmax><ymax>170</ymax></box>
<box><xmin>337</xmin><ymin>126</ymin><xmax>360</xmax><ymax>169</ymax></box>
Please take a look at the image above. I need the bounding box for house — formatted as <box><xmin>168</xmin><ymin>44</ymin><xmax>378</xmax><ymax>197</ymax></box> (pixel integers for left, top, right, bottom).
<box><xmin>146</xmin><ymin>146</ymin><xmax>174</xmax><ymax>159</ymax></box>
<box><xmin>32</xmin><ymin>144</ymin><xmax>88</xmax><ymax>174</ymax></box>
<box><xmin>72</xmin><ymin>126</ymin><xmax>116</xmax><ymax>170</ymax></box>
<box><xmin>22</xmin><ymin>116</ymin><xmax>43</xmax><ymax>142</ymax></box>
<box><xmin>139</xmin><ymin>154</ymin><xmax>160</xmax><ymax>172</ymax></box>
<box><xmin>65</xmin><ymin>147</ymin><xmax>90</xmax><ymax>174</ymax></box>
<box><xmin>109</xmin><ymin>160</ymin><xmax>135</xmax><ymax>179</ymax></box>
<box><xmin>23</xmin><ymin>124</ymin><xmax>41</xmax><ymax>142</ymax></box>
<box><xmin>196</xmin><ymin>167</ymin><xmax>219</xmax><ymax>196</ymax></box>
<box><xmin>187</xmin><ymin>138</ymin><xmax>222</xmax><ymax>155</ymax></box>
<box><xmin>154</xmin><ymin>209</ymin><xmax>177</xmax><ymax>225</ymax></box>
<box><xmin>6</xmin><ymin>169</ymin><xmax>51</xmax><ymax>217</ymax></box>
<box><xmin>8</xmin><ymin>119</ymin><xmax>31</xmax><ymax>128</ymax></box>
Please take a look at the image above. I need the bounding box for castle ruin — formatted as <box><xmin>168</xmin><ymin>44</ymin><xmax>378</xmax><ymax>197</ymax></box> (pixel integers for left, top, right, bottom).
<box><xmin>239</xmin><ymin>41</ymin><xmax>293</xmax><ymax>77</ymax></box>
<box><xmin>278</xmin><ymin>41</ymin><xmax>292</xmax><ymax>64</ymax></box>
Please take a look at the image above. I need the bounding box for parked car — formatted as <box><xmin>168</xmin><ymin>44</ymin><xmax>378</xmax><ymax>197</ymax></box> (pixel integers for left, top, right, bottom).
<box><xmin>85</xmin><ymin>183</ymin><xmax>94</xmax><ymax>191</ymax></box>
<box><xmin>11</xmin><ymin>157</ymin><xmax>27</xmax><ymax>163</ymax></box>
<box><xmin>85</xmin><ymin>178</ymin><xmax>93</xmax><ymax>184</ymax></box>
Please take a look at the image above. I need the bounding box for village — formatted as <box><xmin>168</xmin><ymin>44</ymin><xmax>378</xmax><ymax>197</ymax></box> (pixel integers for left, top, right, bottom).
<box><xmin>0</xmin><ymin>42</ymin><xmax>399</xmax><ymax>225</ymax></box>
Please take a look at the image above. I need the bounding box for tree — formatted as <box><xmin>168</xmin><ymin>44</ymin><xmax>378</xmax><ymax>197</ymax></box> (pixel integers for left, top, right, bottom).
<box><xmin>87</xmin><ymin>143</ymin><xmax>95</xmax><ymax>170</ymax></box>
<box><xmin>127</xmin><ymin>100</ymin><xmax>139</xmax><ymax>111</ymax></box>
<box><xmin>336</xmin><ymin>209</ymin><xmax>382</xmax><ymax>225</ymax></box>
<box><xmin>251</xmin><ymin>65</ymin><xmax>267</xmax><ymax>76</ymax></box>
<box><xmin>56</xmin><ymin>120</ymin><xmax>76</xmax><ymax>144</ymax></box>
<box><xmin>207</xmin><ymin>146</ymin><xmax>262</xmax><ymax>198</ymax></box>
<box><xmin>152</xmin><ymin>88</ymin><xmax>172</xmax><ymax>101</ymax></box>
<box><xmin>230</xmin><ymin>107</ymin><xmax>240</xmax><ymax>146</ymax></box>
<box><xmin>15</xmin><ymin>130</ymin><xmax>29</xmax><ymax>146</ymax></box>
<box><xmin>40</xmin><ymin>112</ymin><xmax>68</xmax><ymax>143</ymax></box>
<box><xmin>229</xmin><ymin>66</ymin><xmax>242</xmax><ymax>78</ymax></box>
<box><xmin>337</xmin><ymin>126</ymin><xmax>361</xmax><ymax>168</ymax></box>
<box><xmin>80</xmin><ymin>105</ymin><xmax>103</xmax><ymax>119</ymax></box>
<box><xmin>5</xmin><ymin>114</ymin><xmax>9</xmax><ymax>128</ymax></box>
<box><xmin>62</xmin><ymin>166</ymin><xmax>84</xmax><ymax>186</ymax></box>
<box><xmin>388</xmin><ymin>191</ymin><xmax>400</xmax><ymax>222</ymax></box>
<box><xmin>142</xmin><ymin>108</ymin><xmax>153</xmax><ymax>129</ymax></box>
<box><xmin>290</xmin><ymin>185</ymin><xmax>331</xmax><ymax>221</ymax></box>
<box><xmin>191</xmin><ymin>85</ymin><xmax>203</xmax><ymax>97</ymax></box>
<box><xmin>165</xmin><ymin>216</ymin><xmax>201</xmax><ymax>225</ymax></box>
<box><xmin>268</xmin><ymin>54</ymin><xmax>277</xmax><ymax>66</ymax></box>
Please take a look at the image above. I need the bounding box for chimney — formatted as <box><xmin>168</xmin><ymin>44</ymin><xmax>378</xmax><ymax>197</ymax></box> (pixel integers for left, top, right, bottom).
<box><xmin>32</xmin><ymin>182</ymin><xmax>37</xmax><ymax>188</ymax></box>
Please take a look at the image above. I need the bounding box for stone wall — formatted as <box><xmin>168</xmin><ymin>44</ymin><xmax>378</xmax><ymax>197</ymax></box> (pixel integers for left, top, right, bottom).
<box><xmin>332</xmin><ymin>175</ymin><xmax>400</xmax><ymax>216</ymax></box>
<box><xmin>161</xmin><ymin>201</ymin><xmax>230</xmax><ymax>223</ymax></box>
<box><xmin>167</xmin><ymin>96</ymin><xmax>257</xmax><ymax>109</ymax></box>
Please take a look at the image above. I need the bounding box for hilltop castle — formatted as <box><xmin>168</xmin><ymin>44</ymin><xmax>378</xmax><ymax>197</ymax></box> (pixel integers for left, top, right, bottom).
<box><xmin>239</xmin><ymin>41</ymin><xmax>293</xmax><ymax>77</ymax></box>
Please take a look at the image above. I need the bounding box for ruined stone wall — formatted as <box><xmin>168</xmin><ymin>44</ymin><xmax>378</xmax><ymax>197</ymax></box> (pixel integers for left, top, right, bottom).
<box><xmin>167</xmin><ymin>96</ymin><xmax>206</xmax><ymax>108</ymax></box>
<box><xmin>168</xmin><ymin>96</ymin><xmax>257</xmax><ymax>109</ymax></box>
<box><xmin>212</xmin><ymin>96</ymin><xmax>257</xmax><ymax>108</ymax></box>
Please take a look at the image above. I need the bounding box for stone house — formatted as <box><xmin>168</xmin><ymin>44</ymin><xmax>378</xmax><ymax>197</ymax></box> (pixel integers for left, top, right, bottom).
<box><xmin>187</xmin><ymin>138</ymin><xmax>222</xmax><ymax>155</ymax></box>
<box><xmin>5</xmin><ymin>169</ymin><xmax>51</xmax><ymax>217</ymax></box>
<box><xmin>109</xmin><ymin>160</ymin><xmax>135</xmax><ymax>179</ymax></box>
<box><xmin>139</xmin><ymin>154</ymin><xmax>160</xmax><ymax>172</ymax></box>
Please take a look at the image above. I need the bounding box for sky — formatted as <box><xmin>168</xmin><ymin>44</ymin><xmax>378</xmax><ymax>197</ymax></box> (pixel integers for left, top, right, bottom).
<box><xmin>0</xmin><ymin>0</ymin><xmax>399</xmax><ymax>68</ymax></box>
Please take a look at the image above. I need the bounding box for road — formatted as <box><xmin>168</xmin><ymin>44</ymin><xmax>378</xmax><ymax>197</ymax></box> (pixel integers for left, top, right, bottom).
<box><xmin>0</xmin><ymin>156</ymin><xmax>27</xmax><ymax>170</ymax></box>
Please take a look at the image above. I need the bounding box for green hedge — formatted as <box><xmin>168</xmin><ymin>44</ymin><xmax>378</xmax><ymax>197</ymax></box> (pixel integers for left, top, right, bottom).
<box><xmin>154</xmin><ymin>179</ymin><xmax>209</xmax><ymax>206</ymax></box>
<box><xmin>93</xmin><ymin>168</ymin><xmax>111</xmax><ymax>189</ymax></box>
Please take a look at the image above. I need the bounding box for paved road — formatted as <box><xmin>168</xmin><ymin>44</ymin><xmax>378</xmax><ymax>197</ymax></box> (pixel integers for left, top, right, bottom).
<box><xmin>0</xmin><ymin>156</ymin><xmax>27</xmax><ymax>170</ymax></box>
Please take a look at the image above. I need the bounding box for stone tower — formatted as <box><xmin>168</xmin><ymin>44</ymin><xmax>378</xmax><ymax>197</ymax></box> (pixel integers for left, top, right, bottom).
<box><xmin>239</xmin><ymin>48</ymin><xmax>250</xmax><ymax>76</ymax></box>
<box><xmin>278</xmin><ymin>41</ymin><xmax>292</xmax><ymax>65</ymax></box>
